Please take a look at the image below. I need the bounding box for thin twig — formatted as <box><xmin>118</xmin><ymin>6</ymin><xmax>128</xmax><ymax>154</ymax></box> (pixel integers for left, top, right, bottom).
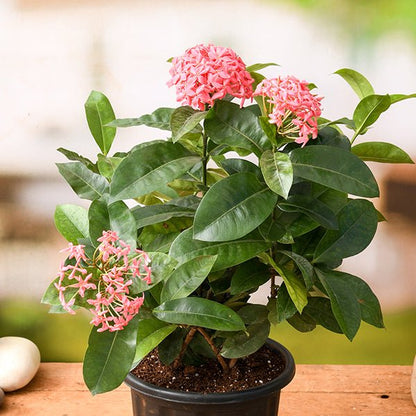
<box><xmin>197</xmin><ymin>327</ymin><xmax>229</xmax><ymax>373</ymax></box>
<box><xmin>173</xmin><ymin>327</ymin><xmax>197</xmax><ymax>369</ymax></box>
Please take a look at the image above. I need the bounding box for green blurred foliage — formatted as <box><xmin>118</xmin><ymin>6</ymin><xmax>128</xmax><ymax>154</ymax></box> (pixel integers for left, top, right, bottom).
<box><xmin>272</xmin><ymin>0</ymin><xmax>416</xmax><ymax>43</ymax></box>
<box><xmin>271</xmin><ymin>308</ymin><xmax>416</xmax><ymax>364</ymax></box>
<box><xmin>0</xmin><ymin>299</ymin><xmax>90</xmax><ymax>362</ymax></box>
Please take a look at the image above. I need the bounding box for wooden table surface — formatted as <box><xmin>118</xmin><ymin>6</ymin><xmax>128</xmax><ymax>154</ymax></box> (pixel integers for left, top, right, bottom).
<box><xmin>1</xmin><ymin>363</ymin><xmax>415</xmax><ymax>415</ymax></box>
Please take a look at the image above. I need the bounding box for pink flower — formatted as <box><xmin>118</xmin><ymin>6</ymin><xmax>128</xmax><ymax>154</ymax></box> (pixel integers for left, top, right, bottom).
<box><xmin>168</xmin><ymin>44</ymin><xmax>254</xmax><ymax>111</ymax></box>
<box><xmin>254</xmin><ymin>76</ymin><xmax>323</xmax><ymax>146</ymax></box>
<box><xmin>55</xmin><ymin>231</ymin><xmax>152</xmax><ymax>332</ymax></box>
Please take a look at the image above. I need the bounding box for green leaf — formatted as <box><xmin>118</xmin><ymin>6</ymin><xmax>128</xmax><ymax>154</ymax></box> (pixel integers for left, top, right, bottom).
<box><xmin>303</xmin><ymin>297</ymin><xmax>342</xmax><ymax>333</ymax></box>
<box><xmin>278</xmin><ymin>250</ymin><xmax>315</xmax><ymax>289</ymax></box>
<box><xmin>57</xmin><ymin>162</ymin><xmax>109</xmax><ymax>200</ymax></box>
<box><xmin>170</xmin><ymin>228</ymin><xmax>271</xmax><ymax>272</ymax></box>
<box><xmin>315</xmin><ymin>268</ymin><xmax>362</xmax><ymax>340</ymax></box>
<box><xmin>219</xmin><ymin>158</ymin><xmax>262</xmax><ymax>180</ymax></box>
<box><xmin>352</xmin><ymin>142</ymin><xmax>414</xmax><ymax>164</ymax></box>
<box><xmin>83</xmin><ymin>315</ymin><xmax>139</xmax><ymax>395</ymax></box>
<box><xmin>258</xmin><ymin>116</ymin><xmax>278</xmax><ymax>147</ymax></box>
<box><xmin>57</xmin><ymin>147</ymin><xmax>97</xmax><ymax>172</ymax></box>
<box><xmin>318</xmin><ymin>270</ymin><xmax>384</xmax><ymax>329</ymax></box>
<box><xmin>88</xmin><ymin>199</ymin><xmax>137</xmax><ymax>248</ymax></box>
<box><xmin>334</xmin><ymin>68</ymin><xmax>374</xmax><ymax>99</ymax></box>
<box><xmin>170</xmin><ymin>106</ymin><xmax>207</xmax><ymax>142</ymax></box>
<box><xmin>133</xmin><ymin>318</ymin><xmax>177</xmax><ymax>364</ymax></box>
<box><xmin>246</xmin><ymin>62</ymin><xmax>279</xmax><ymax>72</ymax></box>
<box><xmin>287</xmin><ymin>313</ymin><xmax>316</xmax><ymax>332</ymax></box>
<box><xmin>319</xmin><ymin>117</ymin><xmax>356</xmax><ymax>131</ymax></box>
<box><xmin>290</xmin><ymin>145</ymin><xmax>379</xmax><ymax>197</ymax></box>
<box><xmin>110</xmin><ymin>141</ymin><xmax>200</xmax><ymax>201</ymax></box>
<box><xmin>84</xmin><ymin>91</ymin><xmax>116</xmax><ymax>155</ymax></box>
<box><xmin>54</xmin><ymin>204</ymin><xmax>89</xmax><ymax>243</ymax></box>
<box><xmin>279</xmin><ymin>195</ymin><xmax>338</xmax><ymax>230</ymax></box>
<box><xmin>274</xmin><ymin>284</ymin><xmax>298</xmax><ymax>323</ymax></box>
<box><xmin>263</xmin><ymin>253</ymin><xmax>308</xmax><ymax>313</ymax></box>
<box><xmin>158</xmin><ymin>328</ymin><xmax>186</xmax><ymax>365</ymax></box>
<box><xmin>97</xmin><ymin>154</ymin><xmax>123</xmax><ymax>179</ymax></box>
<box><xmin>353</xmin><ymin>94</ymin><xmax>391</xmax><ymax>138</ymax></box>
<box><xmin>313</xmin><ymin>199</ymin><xmax>378</xmax><ymax>264</ymax></box>
<box><xmin>153</xmin><ymin>298</ymin><xmax>245</xmax><ymax>331</ymax></box>
<box><xmin>193</xmin><ymin>173</ymin><xmax>277</xmax><ymax>242</ymax></box>
<box><xmin>130</xmin><ymin>252</ymin><xmax>177</xmax><ymax>294</ymax></box>
<box><xmin>107</xmin><ymin>107</ymin><xmax>175</xmax><ymax>130</ymax></box>
<box><xmin>221</xmin><ymin>320</ymin><xmax>270</xmax><ymax>359</ymax></box>
<box><xmin>230</xmin><ymin>259</ymin><xmax>270</xmax><ymax>295</ymax></box>
<box><xmin>389</xmin><ymin>93</ymin><xmax>416</xmax><ymax>105</ymax></box>
<box><xmin>260</xmin><ymin>150</ymin><xmax>293</xmax><ymax>199</ymax></box>
<box><xmin>132</xmin><ymin>204</ymin><xmax>195</xmax><ymax>229</ymax></box>
<box><xmin>160</xmin><ymin>255</ymin><xmax>217</xmax><ymax>302</ymax></box>
<box><xmin>205</xmin><ymin>101</ymin><xmax>271</xmax><ymax>157</ymax></box>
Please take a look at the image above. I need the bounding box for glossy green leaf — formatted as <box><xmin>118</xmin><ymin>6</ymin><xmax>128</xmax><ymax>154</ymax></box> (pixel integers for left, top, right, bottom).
<box><xmin>314</xmin><ymin>199</ymin><xmax>378</xmax><ymax>264</ymax></box>
<box><xmin>133</xmin><ymin>318</ymin><xmax>177</xmax><ymax>364</ymax></box>
<box><xmin>278</xmin><ymin>250</ymin><xmax>315</xmax><ymax>289</ymax></box>
<box><xmin>318</xmin><ymin>269</ymin><xmax>384</xmax><ymax>329</ymax></box>
<box><xmin>279</xmin><ymin>195</ymin><xmax>338</xmax><ymax>230</ymax></box>
<box><xmin>153</xmin><ymin>298</ymin><xmax>245</xmax><ymax>331</ymax></box>
<box><xmin>221</xmin><ymin>320</ymin><xmax>270</xmax><ymax>359</ymax></box>
<box><xmin>83</xmin><ymin>315</ymin><xmax>139</xmax><ymax>395</ymax></box>
<box><xmin>260</xmin><ymin>150</ymin><xmax>293</xmax><ymax>199</ymax></box>
<box><xmin>262</xmin><ymin>253</ymin><xmax>308</xmax><ymax>313</ymax></box>
<box><xmin>274</xmin><ymin>284</ymin><xmax>298</xmax><ymax>323</ymax></box>
<box><xmin>219</xmin><ymin>158</ymin><xmax>262</xmax><ymax>180</ymax></box>
<box><xmin>170</xmin><ymin>228</ymin><xmax>271</xmax><ymax>272</ymax></box>
<box><xmin>132</xmin><ymin>204</ymin><xmax>195</xmax><ymax>229</ymax></box>
<box><xmin>110</xmin><ymin>142</ymin><xmax>200</xmax><ymax>201</ymax></box>
<box><xmin>205</xmin><ymin>101</ymin><xmax>271</xmax><ymax>157</ymax></box>
<box><xmin>54</xmin><ymin>204</ymin><xmax>89</xmax><ymax>244</ymax></box>
<box><xmin>287</xmin><ymin>313</ymin><xmax>316</xmax><ymax>332</ymax></box>
<box><xmin>246</xmin><ymin>62</ymin><xmax>279</xmax><ymax>72</ymax></box>
<box><xmin>352</xmin><ymin>142</ymin><xmax>414</xmax><ymax>164</ymax></box>
<box><xmin>57</xmin><ymin>162</ymin><xmax>109</xmax><ymax>200</ymax></box>
<box><xmin>258</xmin><ymin>214</ymin><xmax>287</xmax><ymax>242</ymax></box>
<box><xmin>107</xmin><ymin>107</ymin><xmax>175</xmax><ymax>130</ymax></box>
<box><xmin>160</xmin><ymin>255</ymin><xmax>217</xmax><ymax>302</ymax></box>
<box><xmin>57</xmin><ymin>147</ymin><xmax>97</xmax><ymax>172</ymax></box>
<box><xmin>303</xmin><ymin>297</ymin><xmax>342</xmax><ymax>333</ymax></box>
<box><xmin>290</xmin><ymin>145</ymin><xmax>379</xmax><ymax>197</ymax></box>
<box><xmin>334</xmin><ymin>68</ymin><xmax>374</xmax><ymax>99</ymax></box>
<box><xmin>130</xmin><ymin>252</ymin><xmax>177</xmax><ymax>294</ymax></box>
<box><xmin>193</xmin><ymin>173</ymin><xmax>277</xmax><ymax>242</ymax></box>
<box><xmin>84</xmin><ymin>91</ymin><xmax>116</xmax><ymax>155</ymax></box>
<box><xmin>315</xmin><ymin>268</ymin><xmax>362</xmax><ymax>340</ymax></box>
<box><xmin>389</xmin><ymin>93</ymin><xmax>416</xmax><ymax>105</ymax></box>
<box><xmin>353</xmin><ymin>94</ymin><xmax>391</xmax><ymax>138</ymax></box>
<box><xmin>230</xmin><ymin>259</ymin><xmax>270</xmax><ymax>295</ymax></box>
<box><xmin>97</xmin><ymin>154</ymin><xmax>123</xmax><ymax>179</ymax></box>
<box><xmin>258</xmin><ymin>116</ymin><xmax>278</xmax><ymax>147</ymax></box>
<box><xmin>170</xmin><ymin>106</ymin><xmax>207</xmax><ymax>142</ymax></box>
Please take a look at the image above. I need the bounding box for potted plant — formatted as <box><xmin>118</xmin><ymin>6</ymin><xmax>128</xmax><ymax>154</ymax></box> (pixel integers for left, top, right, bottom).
<box><xmin>43</xmin><ymin>43</ymin><xmax>414</xmax><ymax>416</ymax></box>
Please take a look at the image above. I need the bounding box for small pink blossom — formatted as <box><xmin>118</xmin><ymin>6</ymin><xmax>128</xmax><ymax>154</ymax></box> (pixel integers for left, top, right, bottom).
<box><xmin>254</xmin><ymin>76</ymin><xmax>323</xmax><ymax>146</ymax></box>
<box><xmin>168</xmin><ymin>44</ymin><xmax>254</xmax><ymax>111</ymax></box>
<box><xmin>55</xmin><ymin>230</ymin><xmax>151</xmax><ymax>332</ymax></box>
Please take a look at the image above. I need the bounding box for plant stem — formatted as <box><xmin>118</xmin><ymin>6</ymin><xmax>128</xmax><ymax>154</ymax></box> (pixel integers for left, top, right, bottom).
<box><xmin>173</xmin><ymin>327</ymin><xmax>197</xmax><ymax>369</ymax></box>
<box><xmin>202</xmin><ymin>130</ymin><xmax>208</xmax><ymax>190</ymax></box>
<box><xmin>197</xmin><ymin>327</ymin><xmax>229</xmax><ymax>373</ymax></box>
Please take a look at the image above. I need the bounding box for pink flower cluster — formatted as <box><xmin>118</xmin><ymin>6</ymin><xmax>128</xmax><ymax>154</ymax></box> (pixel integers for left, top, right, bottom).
<box><xmin>55</xmin><ymin>231</ymin><xmax>151</xmax><ymax>332</ymax></box>
<box><xmin>168</xmin><ymin>44</ymin><xmax>254</xmax><ymax>111</ymax></box>
<box><xmin>254</xmin><ymin>76</ymin><xmax>323</xmax><ymax>146</ymax></box>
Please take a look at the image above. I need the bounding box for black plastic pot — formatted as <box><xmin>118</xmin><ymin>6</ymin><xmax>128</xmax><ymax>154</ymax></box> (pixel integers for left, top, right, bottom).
<box><xmin>124</xmin><ymin>339</ymin><xmax>295</xmax><ymax>416</ymax></box>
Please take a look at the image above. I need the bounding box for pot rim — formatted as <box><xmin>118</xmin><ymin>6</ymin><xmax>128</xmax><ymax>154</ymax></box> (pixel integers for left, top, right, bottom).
<box><xmin>124</xmin><ymin>339</ymin><xmax>295</xmax><ymax>405</ymax></box>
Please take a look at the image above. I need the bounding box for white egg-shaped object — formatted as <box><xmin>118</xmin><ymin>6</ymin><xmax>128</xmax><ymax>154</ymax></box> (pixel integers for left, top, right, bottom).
<box><xmin>0</xmin><ymin>337</ymin><xmax>41</xmax><ymax>392</ymax></box>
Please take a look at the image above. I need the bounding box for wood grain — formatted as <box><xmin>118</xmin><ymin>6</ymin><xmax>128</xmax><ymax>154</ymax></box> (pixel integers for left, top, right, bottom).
<box><xmin>2</xmin><ymin>363</ymin><xmax>415</xmax><ymax>415</ymax></box>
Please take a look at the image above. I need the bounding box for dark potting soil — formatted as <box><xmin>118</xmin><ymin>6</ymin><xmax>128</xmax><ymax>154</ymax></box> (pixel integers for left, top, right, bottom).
<box><xmin>131</xmin><ymin>345</ymin><xmax>285</xmax><ymax>393</ymax></box>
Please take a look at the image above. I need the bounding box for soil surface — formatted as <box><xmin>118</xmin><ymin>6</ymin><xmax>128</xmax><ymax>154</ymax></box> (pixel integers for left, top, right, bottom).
<box><xmin>131</xmin><ymin>345</ymin><xmax>285</xmax><ymax>393</ymax></box>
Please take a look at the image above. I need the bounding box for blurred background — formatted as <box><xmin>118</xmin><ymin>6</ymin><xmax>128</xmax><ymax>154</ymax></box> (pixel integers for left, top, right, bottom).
<box><xmin>0</xmin><ymin>0</ymin><xmax>415</xmax><ymax>364</ymax></box>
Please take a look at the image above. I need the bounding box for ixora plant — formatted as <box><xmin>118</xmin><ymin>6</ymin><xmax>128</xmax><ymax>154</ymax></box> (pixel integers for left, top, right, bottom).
<box><xmin>43</xmin><ymin>44</ymin><xmax>414</xmax><ymax>398</ymax></box>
